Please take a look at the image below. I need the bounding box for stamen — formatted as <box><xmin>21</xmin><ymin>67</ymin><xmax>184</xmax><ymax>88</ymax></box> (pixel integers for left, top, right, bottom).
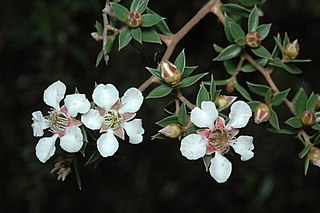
<box><xmin>48</xmin><ymin>111</ymin><xmax>68</xmax><ymax>134</ymax></box>
<box><xmin>103</xmin><ymin>110</ymin><xmax>123</xmax><ymax>129</ymax></box>
<box><xmin>209</xmin><ymin>129</ymin><xmax>230</xmax><ymax>153</ymax></box>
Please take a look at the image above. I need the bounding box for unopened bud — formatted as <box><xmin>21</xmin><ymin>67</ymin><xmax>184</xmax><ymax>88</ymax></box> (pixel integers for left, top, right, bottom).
<box><xmin>226</xmin><ymin>82</ymin><xmax>234</xmax><ymax>93</ymax></box>
<box><xmin>215</xmin><ymin>95</ymin><xmax>237</xmax><ymax>109</ymax></box>
<box><xmin>126</xmin><ymin>11</ymin><xmax>142</xmax><ymax>28</ymax></box>
<box><xmin>254</xmin><ymin>103</ymin><xmax>272</xmax><ymax>124</ymax></box>
<box><xmin>159</xmin><ymin>124</ymin><xmax>184</xmax><ymax>138</ymax></box>
<box><xmin>91</xmin><ymin>32</ymin><xmax>102</xmax><ymax>41</ymax></box>
<box><xmin>300</xmin><ymin>110</ymin><xmax>316</xmax><ymax>126</ymax></box>
<box><xmin>309</xmin><ymin>146</ymin><xmax>320</xmax><ymax>167</ymax></box>
<box><xmin>246</xmin><ymin>32</ymin><xmax>262</xmax><ymax>48</ymax></box>
<box><xmin>284</xmin><ymin>39</ymin><xmax>299</xmax><ymax>60</ymax></box>
<box><xmin>160</xmin><ymin>60</ymin><xmax>182</xmax><ymax>85</ymax></box>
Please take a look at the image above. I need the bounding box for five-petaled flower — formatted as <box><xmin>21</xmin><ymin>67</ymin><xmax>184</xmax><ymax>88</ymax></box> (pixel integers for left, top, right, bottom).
<box><xmin>31</xmin><ymin>81</ymin><xmax>91</xmax><ymax>163</ymax></box>
<box><xmin>180</xmin><ymin>100</ymin><xmax>254</xmax><ymax>183</ymax></box>
<box><xmin>81</xmin><ymin>84</ymin><xmax>144</xmax><ymax>157</ymax></box>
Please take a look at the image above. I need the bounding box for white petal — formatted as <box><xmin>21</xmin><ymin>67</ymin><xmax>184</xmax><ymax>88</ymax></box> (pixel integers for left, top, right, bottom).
<box><xmin>81</xmin><ymin>109</ymin><xmax>104</xmax><ymax>130</ymax></box>
<box><xmin>190</xmin><ymin>101</ymin><xmax>218</xmax><ymax>128</ymax></box>
<box><xmin>122</xmin><ymin>119</ymin><xmax>144</xmax><ymax>144</ymax></box>
<box><xmin>31</xmin><ymin>111</ymin><xmax>50</xmax><ymax>137</ymax></box>
<box><xmin>180</xmin><ymin>134</ymin><xmax>207</xmax><ymax>160</ymax></box>
<box><xmin>209</xmin><ymin>152</ymin><xmax>232</xmax><ymax>183</ymax></box>
<box><xmin>59</xmin><ymin>126</ymin><xmax>83</xmax><ymax>153</ymax></box>
<box><xmin>227</xmin><ymin>101</ymin><xmax>252</xmax><ymax>129</ymax></box>
<box><xmin>231</xmin><ymin>135</ymin><xmax>254</xmax><ymax>161</ymax></box>
<box><xmin>64</xmin><ymin>93</ymin><xmax>91</xmax><ymax>117</ymax></box>
<box><xmin>119</xmin><ymin>88</ymin><xmax>143</xmax><ymax>114</ymax></box>
<box><xmin>92</xmin><ymin>84</ymin><xmax>119</xmax><ymax>110</ymax></box>
<box><xmin>43</xmin><ymin>80</ymin><xmax>66</xmax><ymax>110</ymax></box>
<box><xmin>97</xmin><ymin>131</ymin><xmax>119</xmax><ymax>157</ymax></box>
<box><xmin>35</xmin><ymin>134</ymin><xmax>58</xmax><ymax>163</ymax></box>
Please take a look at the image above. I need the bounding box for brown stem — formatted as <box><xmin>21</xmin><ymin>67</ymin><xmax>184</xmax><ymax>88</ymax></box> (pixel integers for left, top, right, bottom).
<box><xmin>229</xmin><ymin>55</ymin><xmax>245</xmax><ymax>82</ymax></box>
<box><xmin>177</xmin><ymin>89</ymin><xmax>195</xmax><ymax>110</ymax></box>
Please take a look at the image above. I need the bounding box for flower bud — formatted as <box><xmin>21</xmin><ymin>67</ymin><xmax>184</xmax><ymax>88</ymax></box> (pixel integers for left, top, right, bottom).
<box><xmin>226</xmin><ymin>82</ymin><xmax>234</xmax><ymax>93</ymax></box>
<box><xmin>300</xmin><ymin>110</ymin><xmax>316</xmax><ymax>126</ymax></box>
<box><xmin>284</xmin><ymin>39</ymin><xmax>299</xmax><ymax>60</ymax></box>
<box><xmin>254</xmin><ymin>103</ymin><xmax>272</xmax><ymax>124</ymax></box>
<box><xmin>159</xmin><ymin>124</ymin><xmax>184</xmax><ymax>139</ymax></box>
<box><xmin>246</xmin><ymin>32</ymin><xmax>262</xmax><ymax>48</ymax></box>
<box><xmin>126</xmin><ymin>11</ymin><xmax>142</xmax><ymax>28</ymax></box>
<box><xmin>91</xmin><ymin>32</ymin><xmax>102</xmax><ymax>41</ymax></box>
<box><xmin>160</xmin><ymin>60</ymin><xmax>182</xmax><ymax>85</ymax></box>
<box><xmin>215</xmin><ymin>95</ymin><xmax>237</xmax><ymax>109</ymax></box>
<box><xmin>309</xmin><ymin>146</ymin><xmax>320</xmax><ymax>167</ymax></box>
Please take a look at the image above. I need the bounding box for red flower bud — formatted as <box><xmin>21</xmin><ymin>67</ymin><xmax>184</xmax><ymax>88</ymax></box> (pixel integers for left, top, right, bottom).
<box><xmin>300</xmin><ymin>110</ymin><xmax>316</xmax><ymax>126</ymax></box>
<box><xmin>254</xmin><ymin>103</ymin><xmax>271</xmax><ymax>124</ymax></box>
<box><xmin>309</xmin><ymin>146</ymin><xmax>320</xmax><ymax>167</ymax></box>
<box><xmin>126</xmin><ymin>11</ymin><xmax>142</xmax><ymax>28</ymax></box>
<box><xmin>246</xmin><ymin>32</ymin><xmax>262</xmax><ymax>48</ymax></box>
<box><xmin>159</xmin><ymin>124</ymin><xmax>184</xmax><ymax>139</ymax></box>
<box><xmin>284</xmin><ymin>39</ymin><xmax>299</xmax><ymax>60</ymax></box>
<box><xmin>160</xmin><ymin>61</ymin><xmax>182</xmax><ymax>85</ymax></box>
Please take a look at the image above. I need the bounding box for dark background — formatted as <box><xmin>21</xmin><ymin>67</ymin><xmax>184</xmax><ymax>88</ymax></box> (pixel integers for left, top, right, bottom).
<box><xmin>1</xmin><ymin>0</ymin><xmax>320</xmax><ymax>212</ymax></box>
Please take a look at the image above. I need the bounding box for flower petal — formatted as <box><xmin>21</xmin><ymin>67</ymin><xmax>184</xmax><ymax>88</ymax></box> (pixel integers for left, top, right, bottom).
<box><xmin>227</xmin><ymin>101</ymin><xmax>252</xmax><ymax>129</ymax></box>
<box><xmin>92</xmin><ymin>84</ymin><xmax>119</xmax><ymax>110</ymax></box>
<box><xmin>64</xmin><ymin>93</ymin><xmax>91</xmax><ymax>117</ymax></box>
<box><xmin>190</xmin><ymin>101</ymin><xmax>218</xmax><ymax>128</ymax></box>
<box><xmin>31</xmin><ymin>111</ymin><xmax>50</xmax><ymax>137</ymax></box>
<box><xmin>35</xmin><ymin>134</ymin><xmax>58</xmax><ymax>163</ymax></box>
<box><xmin>59</xmin><ymin>126</ymin><xmax>83</xmax><ymax>153</ymax></box>
<box><xmin>81</xmin><ymin>109</ymin><xmax>104</xmax><ymax>130</ymax></box>
<box><xmin>97</xmin><ymin>131</ymin><xmax>119</xmax><ymax>157</ymax></box>
<box><xmin>122</xmin><ymin>119</ymin><xmax>144</xmax><ymax>144</ymax></box>
<box><xmin>119</xmin><ymin>88</ymin><xmax>143</xmax><ymax>113</ymax></box>
<box><xmin>43</xmin><ymin>80</ymin><xmax>66</xmax><ymax>110</ymax></box>
<box><xmin>209</xmin><ymin>152</ymin><xmax>232</xmax><ymax>183</ymax></box>
<box><xmin>180</xmin><ymin>134</ymin><xmax>207</xmax><ymax>160</ymax></box>
<box><xmin>231</xmin><ymin>135</ymin><xmax>254</xmax><ymax>161</ymax></box>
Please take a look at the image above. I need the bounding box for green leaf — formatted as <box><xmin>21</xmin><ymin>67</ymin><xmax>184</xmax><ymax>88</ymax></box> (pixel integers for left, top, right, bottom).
<box><xmin>299</xmin><ymin>143</ymin><xmax>312</xmax><ymax>159</ymax></box>
<box><xmin>130</xmin><ymin>0</ymin><xmax>149</xmax><ymax>13</ymax></box>
<box><xmin>292</xmin><ymin>88</ymin><xmax>308</xmax><ymax>116</ymax></box>
<box><xmin>247</xmin><ymin>82</ymin><xmax>271</xmax><ymax>97</ymax></box>
<box><xmin>271</xmin><ymin>88</ymin><xmax>291</xmax><ymax>106</ymax></box>
<box><xmin>95</xmin><ymin>21</ymin><xmax>103</xmax><ymax>36</ymax></box>
<box><xmin>96</xmin><ymin>50</ymin><xmax>104</xmax><ymax>68</ymax></box>
<box><xmin>213</xmin><ymin>43</ymin><xmax>224</xmax><ymax>53</ymax></box>
<box><xmin>241</xmin><ymin>58</ymin><xmax>268</xmax><ymax>72</ymax></box>
<box><xmin>73</xmin><ymin>158</ymin><xmax>82</xmax><ymax>190</ymax></box>
<box><xmin>141</xmin><ymin>28</ymin><xmax>161</xmax><ymax>44</ymax></box>
<box><xmin>151</xmin><ymin>132</ymin><xmax>167</xmax><ymax>140</ymax></box>
<box><xmin>146</xmin><ymin>8</ymin><xmax>171</xmax><ymax>36</ymax></box>
<box><xmin>312</xmin><ymin>123</ymin><xmax>320</xmax><ymax>131</ymax></box>
<box><xmin>213</xmin><ymin>44</ymin><xmax>242</xmax><ymax>61</ymax></box>
<box><xmin>131</xmin><ymin>27</ymin><xmax>142</xmax><ymax>43</ymax></box>
<box><xmin>118</xmin><ymin>27</ymin><xmax>132</xmax><ymax>50</ymax></box>
<box><xmin>268</xmin><ymin>57</ymin><xmax>284</xmax><ymax>68</ymax></box>
<box><xmin>267</xmin><ymin>128</ymin><xmax>297</xmax><ymax>135</ymax></box>
<box><xmin>224</xmin><ymin>60</ymin><xmax>236</xmax><ymax>75</ymax></box>
<box><xmin>103</xmin><ymin>36</ymin><xmax>115</xmax><ymax>55</ymax></box>
<box><xmin>224</xmin><ymin>16</ymin><xmax>234</xmax><ymax>43</ymax></box>
<box><xmin>214</xmin><ymin>79</ymin><xmax>229</xmax><ymax>86</ymax></box>
<box><xmin>141</xmin><ymin>14</ymin><xmax>163</xmax><ymax>27</ymax></box>
<box><xmin>110</xmin><ymin>3</ymin><xmax>129</xmax><ymax>22</ymax></box>
<box><xmin>145</xmin><ymin>66</ymin><xmax>161</xmax><ymax>79</ymax></box>
<box><xmin>273</xmin><ymin>34</ymin><xmax>283</xmax><ymax>54</ymax></box>
<box><xmin>257</xmin><ymin>24</ymin><xmax>272</xmax><ymax>40</ymax></box>
<box><xmin>283</xmin><ymin>63</ymin><xmax>303</xmax><ymax>74</ymax></box>
<box><xmin>289</xmin><ymin>59</ymin><xmax>312</xmax><ymax>63</ymax></box>
<box><xmin>248</xmin><ymin>5</ymin><xmax>259</xmax><ymax>32</ymax></box>
<box><xmin>306</xmin><ymin>92</ymin><xmax>318</xmax><ymax>111</ymax></box>
<box><xmin>251</xmin><ymin>45</ymin><xmax>272</xmax><ymax>59</ymax></box>
<box><xmin>304</xmin><ymin>154</ymin><xmax>310</xmax><ymax>176</ymax></box>
<box><xmin>234</xmin><ymin>81</ymin><xmax>252</xmax><ymax>101</ymax></box>
<box><xmin>196</xmin><ymin>83</ymin><xmax>210</xmax><ymax>107</ymax></box>
<box><xmin>156</xmin><ymin>115</ymin><xmax>178</xmax><ymax>127</ymax></box>
<box><xmin>283</xmin><ymin>32</ymin><xmax>290</xmax><ymax>49</ymax></box>
<box><xmin>209</xmin><ymin>75</ymin><xmax>216</xmax><ymax>101</ymax></box>
<box><xmin>285</xmin><ymin>117</ymin><xmax>303</xmax><ymax>128</ymax></box>
<box><xmin>85</xmin><ymin>151</ymin><xmax>101</xmax><ymax>166</ymax></box>
<box><xmin>229</xmin><ymin>22</ymin><xmax>246</xmax><ymax>41</ymax></box>
<box><xmin>175</xmin><ymin>49</ymin><xmax>186</xmax><ymax>75</ymax></box>
<box><xmin>203</xmin><ymin>155</ymin><xmax>213</xmax><ymax>172</ymax></box>
<box><xmin>269</xmin><ymin>110</ymin><xmax>280</xmax><ymax>130</ymax></box>
<box><xmin>146</xmin><ymin>84</ymin><xmax>173</xmax><ymax>99</ymax></box>
<box><xmin>177</xmin><ymin>72</ymin><xmax>208</xmax><ymax>89</ymax></box>
<box><xmin>221</xmin><ymin>3</ymin><xmax>251</xmax><ymax>17</ymax></box>
<box><xmin>264</xmin><ymin>89</ymin><xmax>273</xmax><ymax>104</ymax></box>
<box><xmin>178</xmin><ymin>103</ymin><xmax>188</xmax><ymax>126</ymax></box>
<box><xmin>182</xmin><ymin>66</ymin><xmax>198</xmax><ymax>78</ymax></box>
<box><xmin>247</xmin><ymin>100</ymin><xmax>262</xmax><ymax>111</ymax></box>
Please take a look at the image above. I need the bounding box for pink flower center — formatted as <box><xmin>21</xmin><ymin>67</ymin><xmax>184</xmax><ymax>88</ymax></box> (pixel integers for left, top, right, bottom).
<box><xmin>208</xmin><ymin>128</ymin><xmax>230</xmax><ymax>154</ymax></box>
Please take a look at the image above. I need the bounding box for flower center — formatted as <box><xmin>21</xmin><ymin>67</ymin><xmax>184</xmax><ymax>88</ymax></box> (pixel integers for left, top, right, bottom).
<box><xmin>103</xmin><ymin>110</ymin><xmax>123</xmax><ymax>129</ymax></box>
<box><xmin>209</xmin><ymin>129</ymin><xmax>229</xmax><ymax>153</ymax></box>
<box><xmin>126</xmin><ymin>11</ymin><xmax>142</xmax><ymax>28</ymax></box>
<box><xmin>48</xmin><ymin>111</ymin><xmax>68</xmax><ymax>134</ymax></box>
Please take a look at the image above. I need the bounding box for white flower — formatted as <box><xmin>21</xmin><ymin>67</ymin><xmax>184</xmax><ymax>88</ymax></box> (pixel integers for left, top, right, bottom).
<box><xmin>180</xmin><ymin>100</ymin><xmax>253</xmax><ymax>183</ymax></box>
<box><xmin>31</xmin><ymin>81</ymin><xmax>91</xmax><ymax>163</ymax></box>
<box><xmin>81</xmin><ymin>84</ymin><xmax>144</xmax><ymax>157</ymax></box>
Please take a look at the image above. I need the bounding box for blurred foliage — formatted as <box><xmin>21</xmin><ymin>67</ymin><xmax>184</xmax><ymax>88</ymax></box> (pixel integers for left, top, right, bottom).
<box><xmin>1</xmin><ymin>0</ymin><xmax>320</xmax><ymax>212</ymax></box>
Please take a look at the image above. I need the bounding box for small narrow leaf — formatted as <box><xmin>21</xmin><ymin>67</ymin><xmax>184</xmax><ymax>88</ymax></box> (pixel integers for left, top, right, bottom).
<box><xmin>146</xmin><ymin>8</ymin><xmax>171</xmax><ymax>36</ymax></box>
<box><xmin>110</xmin><ymin>3</ymin><xmax>129</xmax><ymax>22</ymax></box>
<box><xmin>203</xmin><ymin>155</ymin><xmax>213</xmax><ymax>172</ymax></box>
<box><xmin>96</xmin><ymin>50</ymin><xmax>104</xmax><ymax>68</ymax></box>
<box><xmin>213</xmin><ymin>43</ymin><xmax>224</xmax><ymax>53</ymax></box>
<box><xmin>156</xmin><ymin>115</ymin><xmax>178</xmax><ymax>127</ymax></box>
<box><xmin>299</xmin><ymin>143</ymin><xmax>312</xmax><ymax>159</ymax></box>
<box><xmin>283</xmin><ymin>63</ymin><xmax>303</xmax><ymax>74</ymax></box>
<box><xmin>224</xmin><ymin>60</ymin><xmax>236</xmax><ymax>75</ymax></box>
<box><xmin>224</xmin><ymin>16</ymin><xmax>234</xmax><ymax>43</ymax></box>
<box><xmin>141</xmin><ymin>14</ymin><xmax>163</xmax><ymax>27</ymax></box>
<box><xmin>73</xmin><ymin>158</ymin><xmax>82</xmax><ymax>190</ymax></box>
<box><xmin>229</xmin><ymin>22</ymin><xmax>246</xmax><ymax>41</ymax></box>
<box><xmin>178</xmin><ymin>103</ymin><xmax>188</xmax><ymax>126</ymax></box>
<box><xmin>209</xmin><ymin>75</ymin><xmax>216</xmax><ymax>101</ymax></box>
<box><xmin>85</xmin><ymin>151</ymin><xmax>101</xmax><ymax>166</ymax></box>
<box><xmin>273</xmin><ymin>35</ymin><xmax>283</xmax><ymax>54</ymax></box>
<box><xmin>213</xmin><ymin>44</ymin><xmax>242</xmax><ymax>61</ymax></box>
<box><xmin>221</xmin><ymin>4</ymin><xmax>251</xmax><ymax>17</ymax></box>
<box><xmin>131</xmin><ymin>27</ymin><xmax>142</xmax><ymax>43</ymax></box>
<box><xmin>251</xmin><ymin>45</ymin><xmax>272</xmax><ymax>59</ymax></box>
<box><xmin>95</xmin><ymin>21</ymin><xmax>103</xmax><ymax>36</ymax></box>
<box><xmin>141</xmin><ymin>28</ymin><xmax>161</xmax><ymax>44</ymax></box>
<box><xmin>271</xmin><ymin>88</ymin><xmax>291</xmax><ymax>106</ymax></box>
<box><xmin>306</xmin><ymin>92</ymin><xmax>318</xmax><ymax>111</ymax></box>
<box><xmin>292</xmin><ymin>88</ymin><xmax>308</xmax><ymax>116</ymax></box>
<box><xmin>234</xmin><ymin>81</ymin><xmax>252</xmax><ymax>101</ymax></box>
<box><xmin>285</xmin><ymin>117</ymin><xmax>303</xmax><ymax>128</ymax></box>
<box><xmin>177</xmin><ymin>72</ymin><xmax>208</xmax><ymax>89</ymax></box>
<box><xmin>196</xmin><ymin>83</ymin><xmax>210</xmax><ymax>107</ymax></box>
<box><xmin>182</xmin><ymin>66</ymin><xmax>198</xmax><ymax>78</ymax></box>
<box><xmin>257</xmin><ymin>24</ymin><xmax>272</xmax><ymax>40</ymax></box>
<box><xmin>118</xmin><ymin>27</ymin><xmax>132</xmax><ymax>50</ymax></box>
<box><xmin>145</xmin><ymin>67</ymin><xmax>161</xmax><ymax>79</ymax></box>
<box><xmin>175</xmin><ymin>49</ymin><xmax>186</xmax><ymax>75</ymax></box>
<box><xmin>247</xmin><ymin>100</ymin><xmax>262</xmax><ymax>111</ymax></box>
<box><xmin>146</xmin><ymin>84</ymin><xmax>173</xmax><ymax>99</ymax></box>
<box><xmin>304</xmin><ymin>154</ymin><xmax>310</xmax><ymax>176</ymax></box>
<box><xmin>130</xmin><ymin>0</ymin><xmax>149</xmax><ymax>13</ymax></box>
<box><xmin>248</xmin><ymin>5</ymin><xmax>259</xmax><ymax>32</ymax></box>
<box><xmin>269</xmin><ymin>110</ymin><xmax>280</xmax><ymax>130</ymax></box>
<box><xmin>247</xmin><ymin>82</ymin><xmax>272</xmax><ymax>97</ymax></box>
<box><xmin>267</xmin><ymin>128</ymin><xmax>297</xmax><ymax>135</ymax></box>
